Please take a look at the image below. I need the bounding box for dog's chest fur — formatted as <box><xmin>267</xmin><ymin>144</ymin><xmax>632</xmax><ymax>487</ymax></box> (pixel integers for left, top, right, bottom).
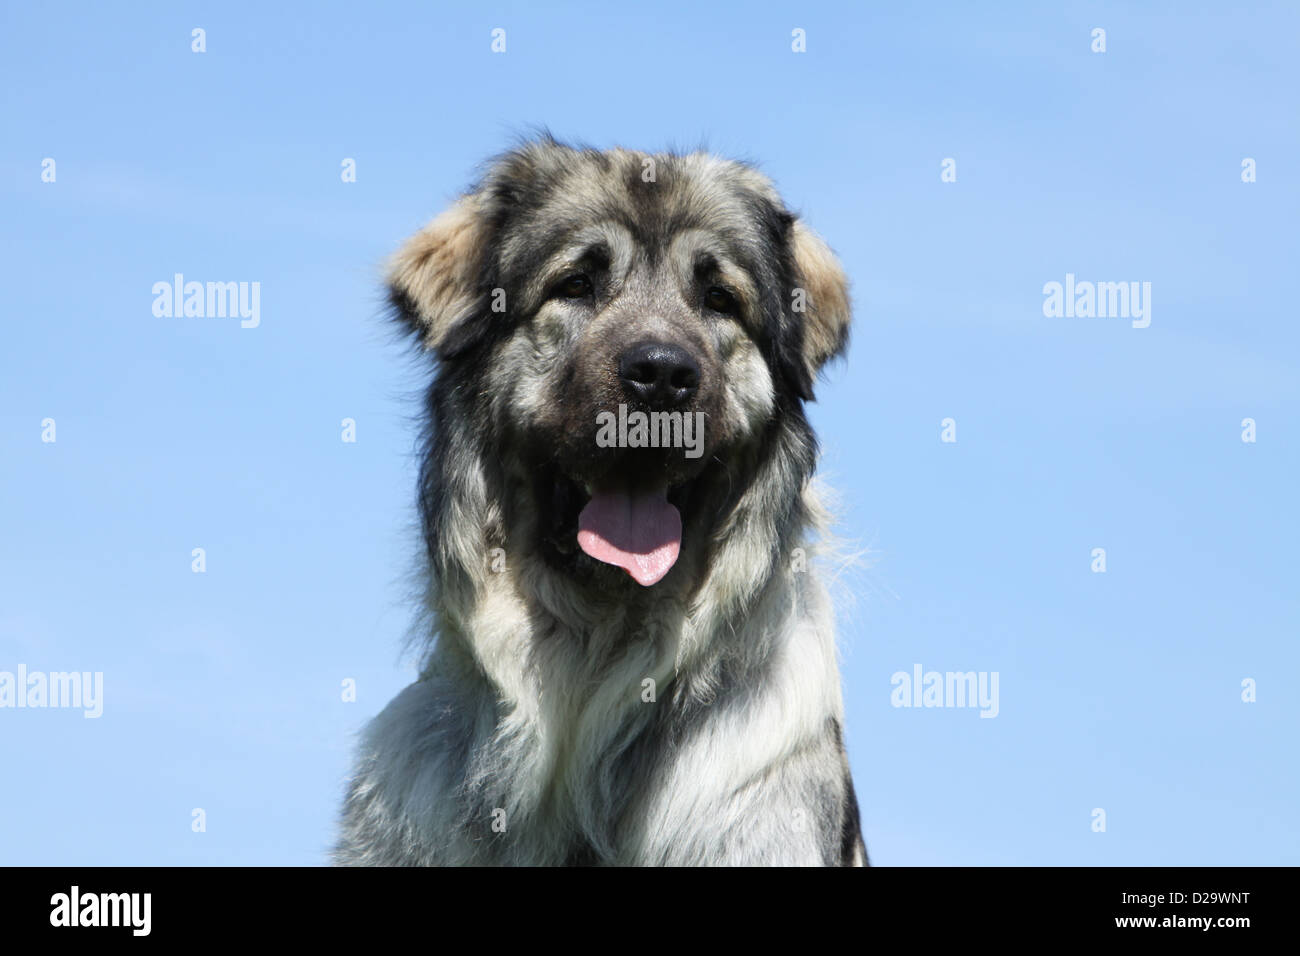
<box><xmin>337</xmin><ymin>559</ymin><xmax>859</xmax><ymax>866</ymax></box>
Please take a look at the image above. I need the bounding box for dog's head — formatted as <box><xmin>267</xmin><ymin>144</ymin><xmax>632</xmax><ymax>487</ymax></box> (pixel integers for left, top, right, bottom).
<box><xmin>390</xmin><ymin>139</ymin><xmax>850</xmax><ymax>592</ymax></box>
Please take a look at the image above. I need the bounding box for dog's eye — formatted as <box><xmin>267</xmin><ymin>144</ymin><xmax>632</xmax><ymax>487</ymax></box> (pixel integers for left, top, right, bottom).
<box><xmin>555</xmin><ymin>274</ymin><xmax>594</xmax><ymax>299</ymax></box>
<box><xmin>704</xmin><ymin>286</ymin><xmax>739</xmax><ymax>315</ymax></box>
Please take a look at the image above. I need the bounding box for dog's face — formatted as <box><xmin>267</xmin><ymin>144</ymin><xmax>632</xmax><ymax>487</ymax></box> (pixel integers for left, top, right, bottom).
<box><xmin>390</xmin><ymin>141</ymin><xmax>850</xmax><ymax>590</ymax></box>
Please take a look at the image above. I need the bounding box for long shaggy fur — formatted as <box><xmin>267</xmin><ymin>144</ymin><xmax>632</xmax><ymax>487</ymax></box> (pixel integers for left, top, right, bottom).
<box><xmin>336</xmin><ymin>137</ymin><xmax>866</xmax><ymax>866</ymax></box>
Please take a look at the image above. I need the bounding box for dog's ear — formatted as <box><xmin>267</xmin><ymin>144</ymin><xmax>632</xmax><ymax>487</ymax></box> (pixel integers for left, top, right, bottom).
<box><xmin>387</xmin><ymin>193</ymin><xmax>490</xmax><ymax>355</ymax></box>
<box><xmin>787</xmin><ymin>220</ymin><xmax>851</xmax><ymax>399</ymax></box>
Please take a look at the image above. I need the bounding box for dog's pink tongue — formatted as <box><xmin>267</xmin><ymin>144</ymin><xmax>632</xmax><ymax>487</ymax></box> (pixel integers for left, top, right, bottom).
<box><xmin>577</xmin><ymin>488</ymin><xmax>681</xmax><ymax>587</ymax></box>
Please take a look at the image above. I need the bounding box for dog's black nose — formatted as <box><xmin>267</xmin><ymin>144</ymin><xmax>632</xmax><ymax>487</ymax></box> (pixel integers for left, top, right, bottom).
<box><xmin>618</xmin><ymin>341</ymin><xmax>701</xmax><ymax>409</ymax></box>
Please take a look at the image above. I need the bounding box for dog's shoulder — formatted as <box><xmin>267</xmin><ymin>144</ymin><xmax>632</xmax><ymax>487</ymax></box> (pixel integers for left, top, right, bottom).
<box><xmin>335</xmin><ymin>677</ymin><xmax>482</xmax><ymax>866</ymax></box>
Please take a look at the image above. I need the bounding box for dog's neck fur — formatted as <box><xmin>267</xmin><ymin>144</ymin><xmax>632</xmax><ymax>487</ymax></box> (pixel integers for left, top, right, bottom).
<box><xmin>400</xmin><ymin>411</ymin><xmax>837</xmax><ymax>863</ymax></box>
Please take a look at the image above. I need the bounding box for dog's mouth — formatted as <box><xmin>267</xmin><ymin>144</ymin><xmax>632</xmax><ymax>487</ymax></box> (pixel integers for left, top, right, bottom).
<box><xmin>577</xmin><ymin>485</ymin><xmax>681</xmax><ymax>586</ymax></box>
<box><xmin>543</xmin><ymin>470</ymin><xmax>701</xmax><ymax>587</ymax></box>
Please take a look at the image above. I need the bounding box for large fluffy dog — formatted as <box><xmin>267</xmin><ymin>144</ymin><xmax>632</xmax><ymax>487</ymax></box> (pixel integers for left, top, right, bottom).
<box><xmin>337</xmin><ymin>138</ymin><xmax>865</xmax><ymax>866</ymax></box>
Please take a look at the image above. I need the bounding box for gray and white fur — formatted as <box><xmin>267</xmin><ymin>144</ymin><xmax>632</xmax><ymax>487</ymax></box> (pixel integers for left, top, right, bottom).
<box><xmin>336</xmin><ymin>137</ymin><xmax>866</xmax><ymax>866</ymax></box>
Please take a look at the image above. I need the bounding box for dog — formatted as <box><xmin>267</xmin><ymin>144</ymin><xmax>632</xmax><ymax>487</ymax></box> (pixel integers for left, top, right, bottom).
<box><xmin>336</xmin><ymin>137</ymin><xmax>866</xmax><ymax>866</ymax></box>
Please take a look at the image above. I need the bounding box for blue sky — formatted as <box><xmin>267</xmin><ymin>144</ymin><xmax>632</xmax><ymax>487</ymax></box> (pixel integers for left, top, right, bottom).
<box><xmin>2</xmin><ymin>1</ymin><xmax>1296</xmax><ymax>865</ymax></box>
